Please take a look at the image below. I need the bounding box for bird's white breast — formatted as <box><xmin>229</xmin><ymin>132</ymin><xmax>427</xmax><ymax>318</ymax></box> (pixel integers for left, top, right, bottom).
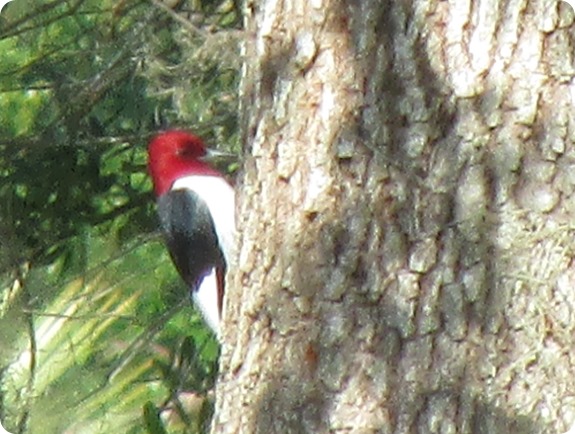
<box><xmin>171</xmin><ymin>175</ymin><xmax>235</xmax><ymax>264</ymax></box>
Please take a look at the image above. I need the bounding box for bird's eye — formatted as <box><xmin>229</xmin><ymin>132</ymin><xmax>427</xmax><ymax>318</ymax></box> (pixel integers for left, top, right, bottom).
<box><xmin>177</xmin><ymin>148</ymin><xmax>193</xmax><ymax>158</ymax></box>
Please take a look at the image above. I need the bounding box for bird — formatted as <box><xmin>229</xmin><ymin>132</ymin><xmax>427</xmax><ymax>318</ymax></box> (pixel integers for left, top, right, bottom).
<box><xmin>0</xmin><ymin>0</ymin><xmax>13</xmax><ymax>15</ymax></box>
<box><xmin>147</xmin><ymin>130</ymin><xmax>235</xmax><ymax>336</ymax></box>
<box><xmin>0</xmin><ymin>418</ymin><xmax>13</xmax><ymax>434</ymax></box>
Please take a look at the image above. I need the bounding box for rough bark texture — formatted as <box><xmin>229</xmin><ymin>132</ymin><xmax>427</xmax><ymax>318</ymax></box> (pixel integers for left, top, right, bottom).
<box><xmin>214</xmin><ymin>1</ymin><xmax>575</xmax><ymax>433</ymax></box>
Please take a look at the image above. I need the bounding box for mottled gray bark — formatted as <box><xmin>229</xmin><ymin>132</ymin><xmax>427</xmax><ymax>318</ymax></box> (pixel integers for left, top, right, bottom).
<box><xmin>213</xmin><ymin>1</ymin><xmax>575</xmax><ymax>433</ymax></box>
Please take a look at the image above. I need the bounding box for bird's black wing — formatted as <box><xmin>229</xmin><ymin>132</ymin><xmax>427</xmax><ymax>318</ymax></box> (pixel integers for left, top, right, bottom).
<box><xmin>157</xmin><ymin>189</ymin><xmax>225</xmax><ymax>290</ymax></box>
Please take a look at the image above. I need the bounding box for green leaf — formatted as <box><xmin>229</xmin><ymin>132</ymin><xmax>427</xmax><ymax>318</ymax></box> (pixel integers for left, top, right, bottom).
<box><xmin>143</xmin><ymin>402</ymin><xmax>169</xmax><ymax>434</ymax></box>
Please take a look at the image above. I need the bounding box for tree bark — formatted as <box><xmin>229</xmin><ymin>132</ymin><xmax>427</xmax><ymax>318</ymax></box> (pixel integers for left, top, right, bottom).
<box><xmin>214</xmin><ymin>1</ymin><xmax>575</xmax><ymax>433</ymax></box>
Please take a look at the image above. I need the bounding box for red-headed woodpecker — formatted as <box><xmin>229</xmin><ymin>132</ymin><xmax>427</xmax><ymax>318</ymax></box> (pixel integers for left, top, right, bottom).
<box><xmin>147</xmin><ymin>130</ymin><xmax>235</xmax><ymax>336</ymax></box>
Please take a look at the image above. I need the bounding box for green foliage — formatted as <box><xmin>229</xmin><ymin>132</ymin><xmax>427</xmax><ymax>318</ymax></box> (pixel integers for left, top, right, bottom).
<box><xmin>0</xmin><ymin>0</ymin><xmax>240</xmax><ymax>432</ymax></box>
<box><xmin>144</xmin><ymin>402</ymin><xmax>170</xmax><ymax>434</ymax></box>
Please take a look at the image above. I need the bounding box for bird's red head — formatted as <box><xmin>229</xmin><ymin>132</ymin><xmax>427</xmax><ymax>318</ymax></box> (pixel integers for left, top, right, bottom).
<box><xmin>147</xmin><ymin>130</ymin><xmax>222</xmax><ymax>196</ymax></box>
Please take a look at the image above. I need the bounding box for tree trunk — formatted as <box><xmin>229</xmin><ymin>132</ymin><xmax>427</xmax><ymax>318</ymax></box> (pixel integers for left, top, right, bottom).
<box><xmin>213</xmin><ymin>1</ymin><xmax>575</xmax><ymax>433</ymax></box>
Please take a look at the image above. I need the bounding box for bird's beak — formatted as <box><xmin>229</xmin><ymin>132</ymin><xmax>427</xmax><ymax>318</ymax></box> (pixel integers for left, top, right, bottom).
<box><xmin>202</xmin><ymin>148</ymin><xmax>236</xmax><ymax>165</ymax></box>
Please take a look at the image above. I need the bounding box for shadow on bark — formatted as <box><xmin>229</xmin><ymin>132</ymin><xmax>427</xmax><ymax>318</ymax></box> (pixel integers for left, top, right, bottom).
<box><xmin>244</xmin><ymin>1</ymin><xmax>549</xmax><ymax>432</ymax></box>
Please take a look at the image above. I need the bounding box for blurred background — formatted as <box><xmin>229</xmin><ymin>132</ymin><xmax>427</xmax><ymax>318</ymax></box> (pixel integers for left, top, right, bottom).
<box><xmin>0</xmin><ymin>0</ymin><xmax>241</xmax><ymax>432</ymax></box>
